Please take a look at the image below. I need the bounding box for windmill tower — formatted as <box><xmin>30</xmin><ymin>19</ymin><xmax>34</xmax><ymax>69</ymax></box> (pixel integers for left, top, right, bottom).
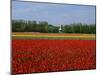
<box><xmin>59</xmin><ymin>25</ymin><xmax>62</xmax><ymax>33</ymax></box>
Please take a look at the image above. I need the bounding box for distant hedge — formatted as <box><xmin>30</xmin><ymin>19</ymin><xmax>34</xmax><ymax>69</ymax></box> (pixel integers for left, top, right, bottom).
<box><xmin>12</xmin><ymin>20</ymin><xmax>96</xmax><ymax>34</ymax></box>
<box><xmin>62</xmin><ymin>23</ymin><xmax>96</xmax><ymax>34</ymax></box>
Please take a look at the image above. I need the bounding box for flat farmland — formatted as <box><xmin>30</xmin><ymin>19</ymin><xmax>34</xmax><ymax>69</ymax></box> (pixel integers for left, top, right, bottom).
<box><xmin>12</xmin><ymin>32</ymin><xmax>96</xmax><ymax>74</ymax></box>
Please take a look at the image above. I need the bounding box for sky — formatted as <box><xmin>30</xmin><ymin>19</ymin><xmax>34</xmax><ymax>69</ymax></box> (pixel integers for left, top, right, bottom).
<box><xmin>12</xmin><ymin>1</ymin><xmax>96</xmax><ymax>25</ymax></box>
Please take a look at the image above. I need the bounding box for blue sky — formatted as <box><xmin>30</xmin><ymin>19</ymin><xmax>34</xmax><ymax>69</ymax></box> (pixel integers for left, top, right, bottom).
<box><xmin>12</xmin><ymin>1</ymin><xmax>96</xmax><ymax>25</ymax></box>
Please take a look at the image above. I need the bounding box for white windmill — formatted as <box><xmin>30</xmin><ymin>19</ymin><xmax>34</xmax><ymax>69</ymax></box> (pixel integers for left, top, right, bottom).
<box><xmin>59</xmin><ymin>25</ymin><xmax>62</xmax><ymax>33</ymax></box>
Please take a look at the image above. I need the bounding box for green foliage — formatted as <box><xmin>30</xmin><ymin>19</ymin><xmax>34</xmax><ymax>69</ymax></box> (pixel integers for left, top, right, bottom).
<box><xmin>12</xmin><ymin>20</ymin><xmax>59</xmax><ymax>33</ymax></box>
<box><xmin>62</xmin><ymin>23</ymin><xmax>96</xmax><ymax>34</ymax></box>
<box><xmin>12</xmin><ymin>20</ymin><xmax>26</xmax><ymax>32</ymax></box>
<box><xmin>47</xmin><ymin>25</ymin><xmax>59</xmax><ymax>33</ymax></box>
<box><xmin>12</xmin><ymin>20</ymin><xmax>96</xmax><ymax>34</ymax></box>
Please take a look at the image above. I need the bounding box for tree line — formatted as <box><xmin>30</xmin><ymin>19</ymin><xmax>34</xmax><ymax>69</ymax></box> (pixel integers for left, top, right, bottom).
<box><xmin>12</xmin><ymin>20</ymin><xmax>96</xmax><ymax>34</ymax></box>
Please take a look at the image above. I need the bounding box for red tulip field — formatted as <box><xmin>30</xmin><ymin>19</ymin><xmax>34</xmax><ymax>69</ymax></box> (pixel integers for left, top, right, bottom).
<box><xmin>12</xmin><ymin>33</ymin><xmax>96</xmax><ymax>74</ymax></box>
